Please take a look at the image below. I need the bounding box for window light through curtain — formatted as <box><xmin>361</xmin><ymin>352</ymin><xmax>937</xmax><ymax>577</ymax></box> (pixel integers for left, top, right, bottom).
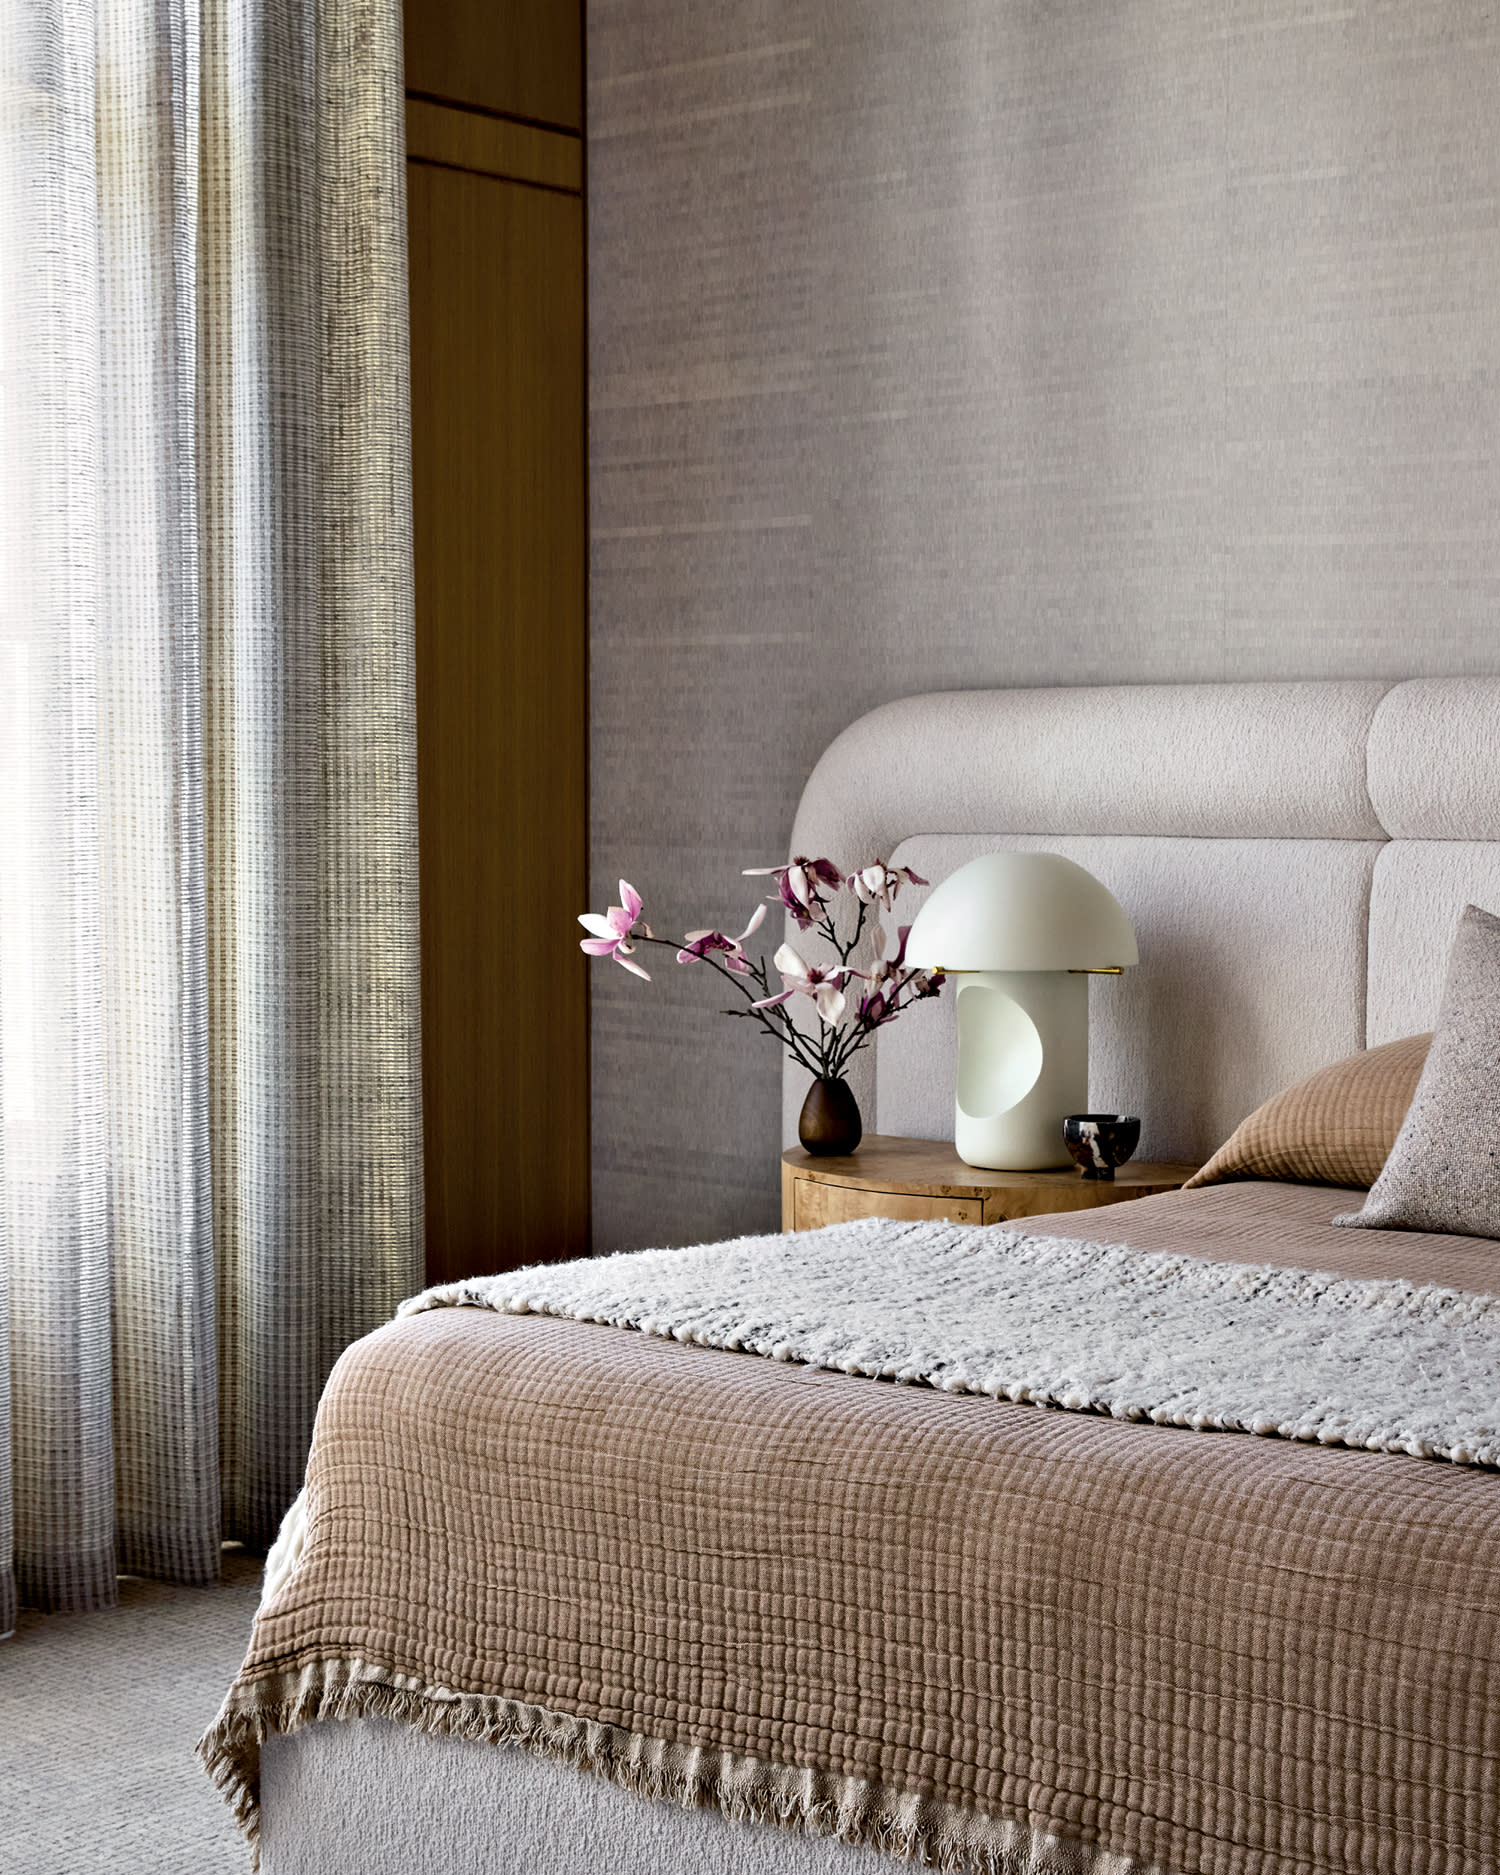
<box><xmin>0</xmin><ymin>0</ymin><xmax>423</xmax><ymax>1632</ymax></box>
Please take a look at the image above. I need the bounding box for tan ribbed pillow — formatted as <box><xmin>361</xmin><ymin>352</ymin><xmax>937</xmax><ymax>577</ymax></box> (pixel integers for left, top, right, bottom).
<box><xmin>1184</xmin><ymin>1032</ymin><xmax>1431</xmax><ymax>1192</ymax></box>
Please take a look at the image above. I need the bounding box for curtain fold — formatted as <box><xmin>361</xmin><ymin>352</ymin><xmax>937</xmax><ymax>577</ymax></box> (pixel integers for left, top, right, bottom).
<box><xmin>98</xmin><ymin>0</ymin><xmax>219</xmax><ymax>1591</ymax></box>
<box><xmin>0</xmin><ymin>0</ymin><xmax>420</xmax><ymax>1619</ymax></box>
<box><xmin>202</xmin><ymin>0</ymin><xmax>420</xmax><ymax>1550</ymax></box>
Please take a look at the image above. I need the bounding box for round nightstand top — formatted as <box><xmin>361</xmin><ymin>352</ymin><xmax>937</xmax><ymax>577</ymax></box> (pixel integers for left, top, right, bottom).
<box><xmin>782</xmin><ymin>1134</ymin><xmax>1199</xmax><ymax>1199</ymax></box>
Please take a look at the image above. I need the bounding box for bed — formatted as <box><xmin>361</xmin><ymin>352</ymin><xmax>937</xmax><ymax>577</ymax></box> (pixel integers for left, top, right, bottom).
<box><xmin>205</xmin><ymin>677</ymin><xmax>1500</xmax><ymax>1875</ymax></box>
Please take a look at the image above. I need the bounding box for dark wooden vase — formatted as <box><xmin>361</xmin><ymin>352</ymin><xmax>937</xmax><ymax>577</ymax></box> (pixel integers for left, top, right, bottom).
<box><xmin>798</xmin><ymin>1077</ymin><xmax>863</xmax><ymax>1157</ymax></box>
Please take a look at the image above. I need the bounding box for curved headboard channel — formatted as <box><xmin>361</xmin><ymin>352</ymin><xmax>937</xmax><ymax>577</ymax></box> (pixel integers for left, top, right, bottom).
<box><xmin>785</xmin><ymin>679</ymin><xmax>1500</xmax><ymax>1163</ymax></box>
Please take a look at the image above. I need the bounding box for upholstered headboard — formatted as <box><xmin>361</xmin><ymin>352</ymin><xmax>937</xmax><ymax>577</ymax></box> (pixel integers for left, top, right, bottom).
<box><xmin>784</xmin><ymin>679</ymin><xmax>1500</xmax><ymax>1163</ymax></box>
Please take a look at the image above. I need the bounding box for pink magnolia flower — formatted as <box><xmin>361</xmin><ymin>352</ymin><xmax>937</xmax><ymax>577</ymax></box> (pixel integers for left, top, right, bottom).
<box><xmin>847</xmin><ymin>862</ymin><xmax>927</xmax><ymax>909</ymax></box>
<box><xmin>751</xmin><ymin>943</ymin><xmax>856</xmax><ymax>1026</ymax></box>
<box><xmin>578</xmin><ymin>880</ymin><xmax>651</xmax><ymax>980</ymax></box>
<box><xmin>858</xmin><ymin>926</ymin><xmax>942</xmax><ymax>1029</ymax></box>
<box><xmin>677</xmin><ymin>902</ymin><xmax>767</xmax><ymax>973</ymax></box>
<box><xmin>856</xmin><ymin>986</ymin><xmax>890</xmax><ymax>1029</ymax></box>
<box><xmin>743</xmin><ymin>856</ymin><xmax>842</xmax><ymax>930</ymax></box>
<box><xmin>868</xmin><ymin>968</ymin><xmax>942</xmax><ymax>1020</ymax></box>
<box><xmin>868</xmin><ymin>923</ymin><xmax>912</xmax><ymax>977</ymax></box>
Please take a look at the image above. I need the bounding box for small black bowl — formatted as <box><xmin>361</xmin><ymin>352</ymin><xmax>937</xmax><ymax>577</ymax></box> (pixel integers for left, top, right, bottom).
<box><xmin>1063</xmin><ymin>1114</ymin><xmax>1141</xmax><ymax>1181</ymax></box>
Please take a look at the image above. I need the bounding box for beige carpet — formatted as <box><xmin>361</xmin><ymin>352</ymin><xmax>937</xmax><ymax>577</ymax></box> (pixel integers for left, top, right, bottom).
<box><xmin>0</xmin><ymin>1547</ymin><xmax>262</xmax><ymax>1875</ymax></box>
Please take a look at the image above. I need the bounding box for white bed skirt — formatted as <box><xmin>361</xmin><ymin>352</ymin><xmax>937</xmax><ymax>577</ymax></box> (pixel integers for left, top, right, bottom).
<box><xmin>260</xmin><ymin>1720</ymin><xmax>900</xmax><ymax>1875</ymax></box>
<box><xmin>260</xmin><ymin>1720</ymin><xmax>1177</xmax><ymax>1875</ymax></box>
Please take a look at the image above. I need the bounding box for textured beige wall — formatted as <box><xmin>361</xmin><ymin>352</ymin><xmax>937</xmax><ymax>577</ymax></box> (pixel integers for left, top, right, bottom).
<box><xmin>587</xmin><ymin>1</ymin><xmax>1500</xmax><ymax>1251</ymax></box>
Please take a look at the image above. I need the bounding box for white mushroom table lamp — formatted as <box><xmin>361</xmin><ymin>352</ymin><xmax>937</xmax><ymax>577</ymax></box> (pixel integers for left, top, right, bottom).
<box><xmin>903</xmin><ymin>852</ymin><xmax>1138</xmax><ymax>1170</ymax></box>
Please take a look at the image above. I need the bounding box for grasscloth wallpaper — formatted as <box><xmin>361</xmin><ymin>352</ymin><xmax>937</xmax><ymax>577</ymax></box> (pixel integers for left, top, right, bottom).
<box><xmin>587</xmin><ymin>1</ymin><xmax>1500</xmax><ymax>1252</ymax></box>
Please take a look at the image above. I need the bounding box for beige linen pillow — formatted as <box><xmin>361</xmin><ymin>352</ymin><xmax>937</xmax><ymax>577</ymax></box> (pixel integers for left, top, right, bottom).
<box><xmin>1336</xmin><ymin>905</ymin><xmax>1500</xmax><ymax>1238</ymax></box>
<box><xmin>1184</xmin><ymin>1032</ymin><xmax>1430</xmax><ymax>1192</ymax></box>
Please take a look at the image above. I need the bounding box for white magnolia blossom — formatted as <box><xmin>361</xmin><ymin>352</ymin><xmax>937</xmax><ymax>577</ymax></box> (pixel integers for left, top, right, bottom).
<box><xmin>847</xmin><ymin>861</ymin><xmax>926</xmax><ymax>909</ymax></box>
<box><xmin>751</xmin><ymin>942</ymin><xmax>853</xmax><ymax>1026</ymax></box>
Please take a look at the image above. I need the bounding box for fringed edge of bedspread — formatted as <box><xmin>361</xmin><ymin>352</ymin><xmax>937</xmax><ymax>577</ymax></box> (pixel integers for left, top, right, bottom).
<box><xmin>196</xmin><ymin>1655</ymin><xmax>1173</xmax><ymax>1875</ymax></box>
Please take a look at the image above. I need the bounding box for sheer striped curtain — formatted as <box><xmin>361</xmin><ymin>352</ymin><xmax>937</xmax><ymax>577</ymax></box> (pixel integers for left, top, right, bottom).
<box><xmin>0</xmin><ymin>0</ymin><xmax>421</xmax><ymax>1631</ymax></box>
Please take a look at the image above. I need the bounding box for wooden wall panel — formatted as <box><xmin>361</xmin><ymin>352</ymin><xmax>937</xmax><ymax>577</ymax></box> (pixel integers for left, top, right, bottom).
<box><xmin>405</xmin><ymin>0</ymin><xmax>582</xmax><ymax>130</ymax></box>
<box><xmin>406</xmin><ymin>97</ymin><xmax>582</xmax><ymax>191</ymax></box>
<box><xmin>407</xmin><ymin>162</ymin><xmax>588</xmax><ymax>1281</ymax></box>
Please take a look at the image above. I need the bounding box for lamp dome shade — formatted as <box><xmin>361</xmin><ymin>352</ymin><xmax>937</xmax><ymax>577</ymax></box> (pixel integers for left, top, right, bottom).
<box><xmin>903</xmin><ymin>851</ymin><xmax>1137</xmax><ymax>973</ymax></box>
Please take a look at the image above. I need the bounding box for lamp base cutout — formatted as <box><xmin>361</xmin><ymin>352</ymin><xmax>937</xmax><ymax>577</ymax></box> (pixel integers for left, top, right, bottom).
<box><xmin>953</xmin><ymin>971</ymin><xmax>1089</xmax><ymax>1170</ymax></box>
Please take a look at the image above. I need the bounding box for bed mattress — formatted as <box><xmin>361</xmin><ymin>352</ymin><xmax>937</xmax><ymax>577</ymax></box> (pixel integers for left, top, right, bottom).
<box><xmin>208</xmin><ymin>1182</ymin><xmax>1500</xmax><ymax>1875</ymax></box>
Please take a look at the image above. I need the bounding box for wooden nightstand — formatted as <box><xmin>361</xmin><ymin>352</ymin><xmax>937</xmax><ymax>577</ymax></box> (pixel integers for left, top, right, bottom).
<box><xmin>782</xmin><ymin>1135</ymin><xmax>1200</xmax><ymax>1232</ymax></box>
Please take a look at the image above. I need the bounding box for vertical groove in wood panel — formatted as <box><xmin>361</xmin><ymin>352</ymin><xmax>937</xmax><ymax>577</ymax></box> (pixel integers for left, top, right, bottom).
<box><xmin>408</xmin><ymin>164</ymin><xmax>589</xmax><ymax>1281</ymax></box>
<box><xmin>579</xmin><ymin>7</ymin><xmax>592</xmax><ymax>1266</ymax></box>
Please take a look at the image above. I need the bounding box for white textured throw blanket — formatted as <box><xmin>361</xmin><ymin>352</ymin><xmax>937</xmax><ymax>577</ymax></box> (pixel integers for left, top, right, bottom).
<box><xmin>403</xmin><ymin>1216</ymin><xmax>1500</xmax><ymax>1469</ymax></box>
